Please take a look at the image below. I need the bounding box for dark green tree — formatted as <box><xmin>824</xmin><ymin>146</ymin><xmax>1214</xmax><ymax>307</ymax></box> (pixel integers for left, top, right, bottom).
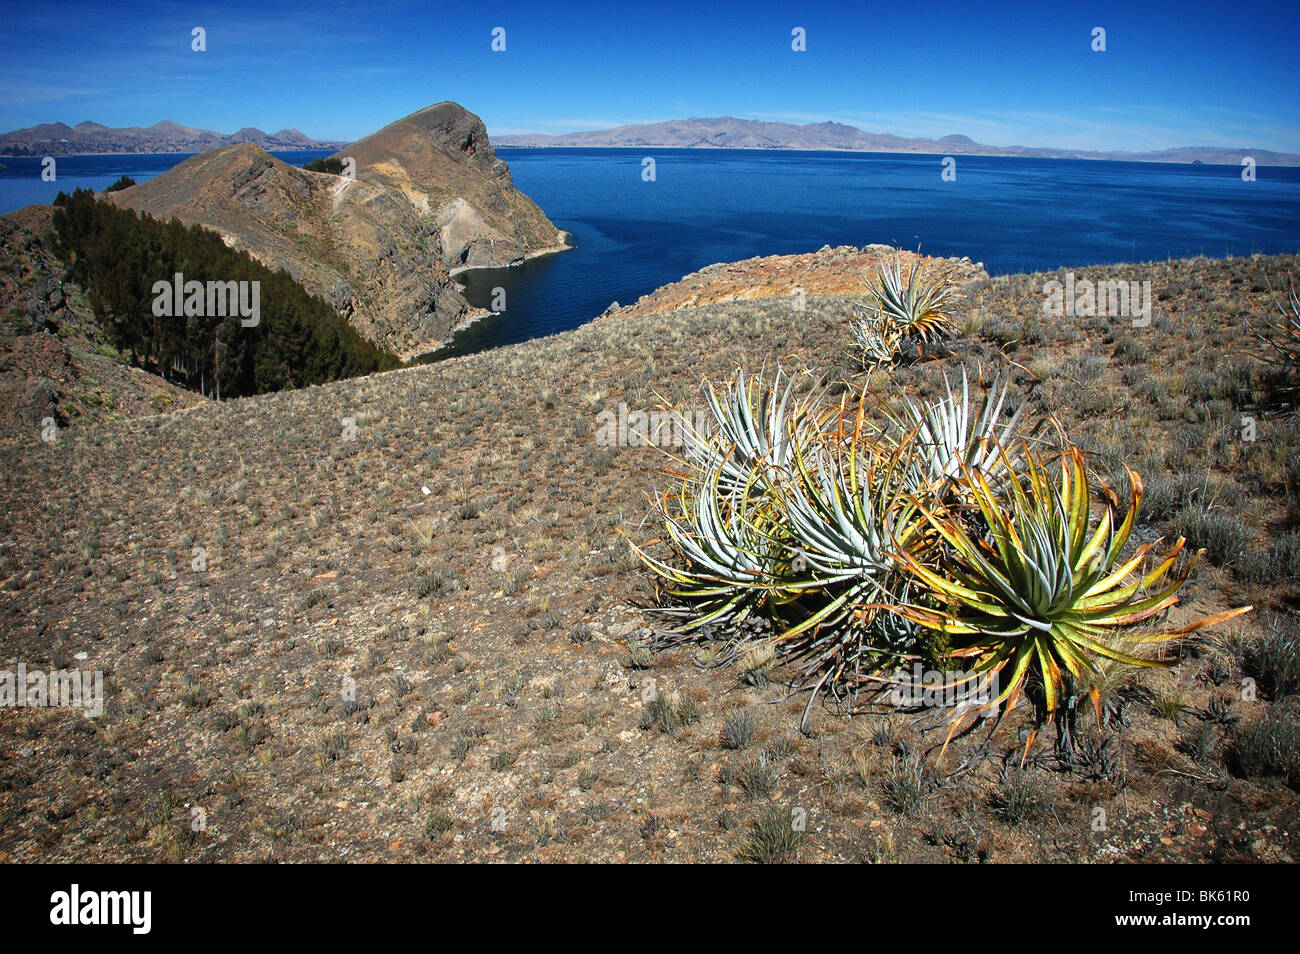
<box><xmin>302</xmin><ymin>157</ymin><xmax>345</xmax><ymax>175</ymax></box>
<box><xmin>51</xmin><ymin>188</ymin><xmax>396</xmax><ymax>398</ymax></box>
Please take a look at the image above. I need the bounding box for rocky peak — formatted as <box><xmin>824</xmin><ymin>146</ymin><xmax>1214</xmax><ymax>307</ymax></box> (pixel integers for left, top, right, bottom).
<box><xmin>333</xmin><ymin>102</ymin><xmax>568</xmax><ymax>270</ymax></box>
<box><xmin>363</xmin><ymin>102</ymin><xmax>510</xmax><ymax>181</ymax></box>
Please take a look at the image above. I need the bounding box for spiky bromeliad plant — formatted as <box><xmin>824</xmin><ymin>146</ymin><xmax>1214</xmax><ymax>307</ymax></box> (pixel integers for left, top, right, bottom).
<box><xmin>632</xmin><ymin>459</ymin><xmax>778</xmax><ymax>634</ymax></box>
<box><xmin>629</xmin><ymin>366</ymin><xmax>1250</xmax><ymax>748</ymax></box>
<box><xmin>850</xmin><ymin>255</ymin><xmax>960</xmax><ymax>370</ymax></box>
<box><xmin>870</xmin><ymin>368</ymin><xmax>1032</xmax><ymax>495</ymax></box>
<box><xmin>1249</xmin><ymin>279</ymin><xmax>1300</xmax><ymax>409</ymax></box>
<box><xmin>894</xmin><ymin>446</ymin><xmax>1252</xmax><ymax>755</ymax></box>
<box><xmin>625</xmin><ymin>368</ymin><xmax>817</xmax><ymax>646</ymax></box>
<box><xmin>629</xmin><ymin>369</ymin><xmax>930</xmax><ymax>725</ymax></box>
<box><xmin>766</xmin><ymin>391</ymin><xmax>926</xmax><ymax>722</ymax></box>
<box><xmin>676</xmin><ymin>367</ymin><xmax>809</xmax><ymax>493</ymax></box>
<box><xmin>850</xmin><ymin>313</ymin><xmax>903</xmax><ymax>373</ymax></box>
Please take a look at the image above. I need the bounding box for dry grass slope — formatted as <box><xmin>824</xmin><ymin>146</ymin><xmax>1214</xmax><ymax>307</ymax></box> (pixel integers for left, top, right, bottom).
<box><xmin>0</xmin><ymin>251</ymin><xmax>1297</xmax><ymax>862</ymax></box>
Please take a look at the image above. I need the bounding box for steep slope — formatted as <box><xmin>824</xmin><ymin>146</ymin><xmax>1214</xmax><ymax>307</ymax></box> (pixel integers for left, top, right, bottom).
<box><xmin>107</xmin><ymin>143</ymin><xmax>469</xmax><ymax>359</ymax></box>
<box><xmin>0</xmin><ymin>205</ymin><xmax>202</xmax><ymax>437</ymax></box>
<box><xmin>0</xmin><ymin>252</ymin><xmax>1294</xmax><ymax>862</ymax></box>
<box><xmin>335</xmin><ymin>102</ymin><xmax>571</xmax><ymax>269</ymax></box>
<box><xmin>105</xmin><ymin>103</ymin><xmax>569</xmax><ymax>358</ymax></box>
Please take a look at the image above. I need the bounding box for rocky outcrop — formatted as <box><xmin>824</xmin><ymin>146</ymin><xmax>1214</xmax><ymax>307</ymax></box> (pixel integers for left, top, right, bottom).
<box><xmin>106</xmin><ymin>102</ymin><xmax>569</xmax><ymax>358</ymax></box>
<box><xmin>599</xmin><ymin>244</ymin><xmax>987</xmax><ymax>322</ymax></box>
<box><xmin>334</xmin><ymin>102</ymin><xmax>570</xmax><ymax>270</ymax></box>
<box><xmin>0</xmin><ymin>206</ymin><xmax>71</xmax><ymax>336</ymax></box>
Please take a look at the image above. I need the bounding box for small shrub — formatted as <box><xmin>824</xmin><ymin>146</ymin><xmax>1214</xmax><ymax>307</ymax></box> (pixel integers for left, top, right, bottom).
<box><xmin>622</xmin><ymin>637</ymin><xmax>654</xmax><ymax>670</ymax></box>
<box><xmin>763</xmin><ymin>735</ymin><xmax>796</xmax><ymax>762</ymax></box>
<box><xmin>489</xmin><ymin>750</ymin><xmax>517</xmax><ymax>771</ymax></box>
<box><xmin>640</xmin><ymin>694</ymin><xmax>677</xmax><ymax>733</ymax></box>
<box><xmin>991</xmin><ymin>766</ymin><xmax>1047</xmax><ymax>823</ymax></box>
<box><xmin>300</xmin><ymin>588</ymin><xmax>328</xmax><ymax>609</ymax></box>
<box><xmin>1236</xmin><ymin>532</ymin><xmax>1300</xmax><ymax>586</ymax></box>
<box><xmin>1150</xmin><ymin>684</ymin><xmax>1188</xmax><ymax>723</ymax></box>
<box><xmin>640</xmin><ymin>693</ymin><xmax>696</xmax><ymax>734</ymax></box>
<box><xmin>320</xmin><ymin>731</ymin><xmax>348</xmax><ymax>762</ymax></box>
<box><xmin>1140</xmin><ymin>472</ymin><xmax>1211</xmax><ymax>524</ymax></box>
<box><xmin>720</xmin><ymin>708</ymin><xmax>756</xmax><ymax>750</ymax></box>
<box><xmin>424</xmin><ymin>813</ymin><xmax>455</xmax><ymax>838</ymax></box>
<box><xmin>733</xmin><ymin>753</ymin><xmax>779</xmax><ymax>800</ymax></box>
<box><xmin>529</xmin><ymin>607</ymin><xmax>563</xmax><ymax>632</ymax></box>
<box><xmin>415</xmin><ymin>570</ymin><xmax>452</xmax><ymax>599</ymax></box>
<box><xmin>1178</xmin><ymin>723</ymin><xmax>1223</xmax><ymax>771</ymax></box>
<box><xmin>1112</xmin><ymin>335</ymin><xmax>1149</xmax><ymax>365</ymax></box>
<box><xmin>1168</xmin><ymin>505</ymin><xmax>1248</xmax><ymax>566</ymax></box>
<box><xmin>450</xmin><ymin>733</ymin><xmax>473</xmax><ymax>761</ymax></box>
<box><xmin>1242</xmin><ymin>616</ymin><xmax>1300</xmax><ymax>698</ymax></box>
<box><xmin>1200</xmin><ymin>694</ymin><xmax>1239</xmax><ymax>726</ymax></box>
<box><xmin>880</xmin><ymin>743</ymin><xmax>933</xmax><ymax>814</ymax></box>
<box><xmin>180</xmin><ymin>683</ymin><xmax>212</xmax><ymax>709</ymax></box>
<box><xmin>1230</xmin><ymin>714</ymin><xmax>1300</xmax><ymax>787</ymax></box>
<box><xmin>737</xmin><ymin>806</ymin><xmax>802</xmax><ymax>863</ymax></box>
<box><xmin>1066</xmin><ymin>728</ymin><xmax>1123</xmax><ymax>783</ymax></box>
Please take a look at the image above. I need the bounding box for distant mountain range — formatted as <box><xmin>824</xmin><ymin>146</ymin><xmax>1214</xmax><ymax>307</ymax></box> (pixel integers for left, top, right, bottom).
<box><xmin>495</xmin><ymin>116</ymin><xmax>1300</xmax><ymax>166</ymax></box>
<box><xmin>0</xmin><ymin>120</ymin><xmax>347</xmax><ymax>156</ymax></box>
<box><xmin>9</xmin><ymin>115</ymin><xmax>1294</xmax><ymax>166</ymax></box>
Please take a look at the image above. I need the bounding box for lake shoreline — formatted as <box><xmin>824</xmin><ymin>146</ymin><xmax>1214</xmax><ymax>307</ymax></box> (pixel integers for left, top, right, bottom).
<box><xmin>446</xmin><ymin>232</ymin><xmax>574</xmax><ymax>278</ymax></box>
<box><xmin>405</xmin><ymin>231</ymin><xmax>577</xmax><ymax>362</ymax></box>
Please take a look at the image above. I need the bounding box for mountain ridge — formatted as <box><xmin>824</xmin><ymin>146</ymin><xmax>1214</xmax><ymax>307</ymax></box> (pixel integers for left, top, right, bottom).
<box><xmin>494</xmin><ymin>115</ymin><xmax>1300</xmax><ymax>166</ymax></box>
<box><xmin>0</xmin><ymin>119</ymin><xmax>346</xmax><ymax>156</ymax></box>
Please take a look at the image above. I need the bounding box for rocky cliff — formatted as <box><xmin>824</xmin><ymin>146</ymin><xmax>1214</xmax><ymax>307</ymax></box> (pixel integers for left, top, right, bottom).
<box><xmin>334</xmin><ymin>102</ymin><xmax>570</xmax><ymax>270</ymax></box>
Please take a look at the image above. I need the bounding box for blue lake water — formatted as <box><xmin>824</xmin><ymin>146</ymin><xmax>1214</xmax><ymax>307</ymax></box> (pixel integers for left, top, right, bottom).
<box><xmin>3</xmin><ymin>148</ymin><xmax>1298</xmax><ymax>360</ymax></box>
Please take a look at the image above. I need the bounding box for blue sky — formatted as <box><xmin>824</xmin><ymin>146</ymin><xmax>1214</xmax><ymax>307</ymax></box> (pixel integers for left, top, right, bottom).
<box><xmin>5</xmin><ymin>0</ymin><xmax>1298</xmax><ymax>151</ymax></box>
